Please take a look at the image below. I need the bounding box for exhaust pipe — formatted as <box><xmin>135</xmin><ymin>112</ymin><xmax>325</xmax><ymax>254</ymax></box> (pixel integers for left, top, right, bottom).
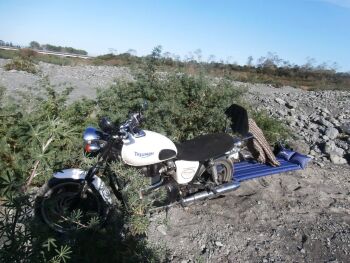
<box><xmin>181</xmin><ymin>181</ymin><xmax>240</xmax><ymax>205</ymax></box>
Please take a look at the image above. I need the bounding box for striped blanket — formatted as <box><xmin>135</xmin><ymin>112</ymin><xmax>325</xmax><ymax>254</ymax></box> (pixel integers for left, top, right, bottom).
<box><xmin>246</xmin><ymin>118</ymin><xmax>280</xmax><ymax>166</ymax></box>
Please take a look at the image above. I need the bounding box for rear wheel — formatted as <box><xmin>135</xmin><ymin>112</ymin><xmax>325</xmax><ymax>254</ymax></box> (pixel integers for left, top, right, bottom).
<box><xmin>39</xmin><ymin>181</ymin><xmax>108</xmax><ymax>233</ymax></box>
<box><xmin>213</xmin><ymin>158</ymin><xmax>233</xmax><ymax>184</ymax></box>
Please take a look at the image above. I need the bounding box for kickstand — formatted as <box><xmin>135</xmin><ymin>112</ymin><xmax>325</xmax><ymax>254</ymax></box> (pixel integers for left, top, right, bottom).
<box><xmin>165</xmin><ymin>206</ymin><xmax>169</xmax><ymax>220</ymax></box>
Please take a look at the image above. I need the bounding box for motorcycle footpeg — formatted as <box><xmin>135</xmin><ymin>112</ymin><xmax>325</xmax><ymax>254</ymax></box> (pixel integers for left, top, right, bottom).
<box><xmin>207</xmin><ymin>185</ymin><xmax>218</xmax><ymax>195</ymax></box>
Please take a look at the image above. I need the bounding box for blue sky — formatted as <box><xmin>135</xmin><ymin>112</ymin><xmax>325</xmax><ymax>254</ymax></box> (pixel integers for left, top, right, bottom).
<box><xmin>0</xmin><ymin>0</ymin><xmax>349</xmax><ymax>71</ymax></box>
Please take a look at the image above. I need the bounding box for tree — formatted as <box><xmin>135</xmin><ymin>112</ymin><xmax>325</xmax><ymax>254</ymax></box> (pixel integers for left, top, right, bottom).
<box><xmin>163</xmin><ymin>51</ymin><xmax>171</xmax><ymax>58</ymax></box>
<box><xmin>302</xmin><ymin>57</ymin><xmax>316</xmax><ymax>70</ymax></box>
<box><xmin>151</xmin><ymin>45</ymin><xmax>162</xmax><ymax>59</ymax></box>
<box><xmin>246</xmin><ymin>56</ymin><xmax>254</xmax><ymax>66</ymax></box>
<box><xmin>207</xmin><ymin>54</ymin><xmax>216</xmax><ymax>63</ymax></box>
<box><xmin>194</xmin><ymin>48</ymin><xmax>202</xmax><ymax>62</ymax></box>
<box><xmin>29</xmin><ymin>41</ymin><xmax>41</xmax><ymax>50</ymax></box>
<box><xmin>126</xmin><ymin>49</ymin><xmax>137</xmax><ymax>56</ymax></box>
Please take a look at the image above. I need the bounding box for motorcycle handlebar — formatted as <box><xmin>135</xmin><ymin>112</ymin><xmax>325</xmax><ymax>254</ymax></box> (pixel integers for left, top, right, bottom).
<box><xmin>115</xmin><ymin>111</ymin><xmax>145</xmax><ymax>138</ymax></box>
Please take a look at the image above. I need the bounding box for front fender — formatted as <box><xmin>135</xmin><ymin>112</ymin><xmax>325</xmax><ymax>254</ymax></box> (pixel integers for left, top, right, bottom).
<box><xmin>52</xmin><ymin>168</ymin><xmax>113</xmax><ymax>205</ymax></box>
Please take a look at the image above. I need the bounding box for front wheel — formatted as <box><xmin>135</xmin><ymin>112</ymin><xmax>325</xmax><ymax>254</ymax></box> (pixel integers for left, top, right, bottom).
<box><xmin>37</xmin><ymin>181</ymin><xmax>109</xmax><ymax>233</ymax></box>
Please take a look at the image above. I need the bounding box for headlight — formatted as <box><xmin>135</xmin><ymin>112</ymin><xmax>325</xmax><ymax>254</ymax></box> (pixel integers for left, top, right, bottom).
<box><xmin>83</xmin><ymin>127</ymin><xmax>103</xmax><ymax>142</ymax></box>
<box><xmin>83</xmin><ymin>127</ymin><xmax>107</xmax><ymax>155</ymax></box>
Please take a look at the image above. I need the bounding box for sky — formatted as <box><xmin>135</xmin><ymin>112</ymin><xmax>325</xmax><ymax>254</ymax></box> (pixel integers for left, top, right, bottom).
<box><xmin>0</xmin><ymin>0</ymin><xmax>349</xmax><ymax>71</ymax></box>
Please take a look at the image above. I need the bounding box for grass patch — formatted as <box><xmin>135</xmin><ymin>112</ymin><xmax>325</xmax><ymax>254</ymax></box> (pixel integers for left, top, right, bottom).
<box><xmin>0</xmin><ymin>49</ymin><xmax>18</xmax><ymax>59</ymax></box>
<box><xmin>251</xmin><ymin>110</ymin><xmax>292</xmax><ymax>144</ymax></box>
<box><xmin>34</xmin><ymin>54</ymin><xmax>75</xmax><ymax>66</ymax></box>
<box><xmin>4</xmin><ymin>57</ymin><xmax>38</xmax><ymax>74</ymax></box>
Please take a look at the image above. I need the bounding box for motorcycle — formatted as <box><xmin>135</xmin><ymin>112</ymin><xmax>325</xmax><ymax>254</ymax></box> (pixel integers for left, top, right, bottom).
<box><xmin>36</xmin><ymin>103</ymin><xmax>251</xmax><ymax>233</ymax></box>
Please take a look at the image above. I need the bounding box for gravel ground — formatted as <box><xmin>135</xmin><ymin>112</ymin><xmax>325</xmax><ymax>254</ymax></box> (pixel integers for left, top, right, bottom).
<box><xmin>0</xmin><ymin>58</ymin><xmax>133</xmax><ymax>101</ymax></box>
<box><xmin>1</xmin><ymin>59</ymin><xmax>349</xmax><ymax>262</ymax></box>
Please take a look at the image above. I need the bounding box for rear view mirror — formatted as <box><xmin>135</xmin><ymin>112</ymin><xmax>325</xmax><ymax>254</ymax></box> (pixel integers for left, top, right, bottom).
<box><xmin>224</xmin><ymin>104</ymin><xmax>249</xmax><ymax>136</ymax></box>
<box><xmin>98</xmin><ymin>116</ymin><xmax>115</xmax><ymax>133</ymax></box>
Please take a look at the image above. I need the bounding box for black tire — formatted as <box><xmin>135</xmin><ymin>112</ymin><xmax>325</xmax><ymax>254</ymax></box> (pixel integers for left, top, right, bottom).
<box><xmin>36</xmin><ymin>180</ymin><xmax>109</xmax><ymax>233</ymax></box>
<box><xmin>213</xmin><ymin>158</ymin><xmax>233</xmax><ymax>184</ymax></box>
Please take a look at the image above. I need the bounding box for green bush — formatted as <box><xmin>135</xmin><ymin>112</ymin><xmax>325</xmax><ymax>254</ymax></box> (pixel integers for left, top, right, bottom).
<box><xmin>19</xmin><ymin>48</ymin><xmax>38</xmax><ymax>59</ymax></box>
<box><xmin>97</xmin><ymin>54</ymin><xmax>244</xmax><ymax>141</ymax></box>
<box><xmin>0</xmin><ymin>81</ymin><xmax>162</xmax><ymax>262</ymax></box>
<box><xmin>251</xmin><ymin>110</ymin><xmax>291</xmax><ymax>144</ymax></box>
<box><xmin>4</xmin><ymin>57</ymin><xmax>38</xmax><ymax>74</ymax></box>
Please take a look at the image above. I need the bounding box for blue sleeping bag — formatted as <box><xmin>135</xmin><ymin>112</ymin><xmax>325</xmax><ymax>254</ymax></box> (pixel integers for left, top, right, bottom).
<box><xmin>233</xmin><ymin>150</ymin><xmax>311</xmax><ymax>182</ymax></box>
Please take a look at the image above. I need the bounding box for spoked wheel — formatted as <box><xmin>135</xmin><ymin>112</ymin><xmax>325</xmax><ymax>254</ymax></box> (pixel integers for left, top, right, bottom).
<box><xmin>39</xmin><ymin>181</ymin><xmax>108</xmax><ymax>233</ymax></box>
<box><xmin>213</xmin><ymin>158</ymin><xmax>233</xmax><ymax>184</ymax></box>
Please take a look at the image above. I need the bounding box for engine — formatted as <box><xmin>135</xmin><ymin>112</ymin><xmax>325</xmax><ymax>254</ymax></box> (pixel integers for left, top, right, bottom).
<box><xmin>140</xmin><ymin>164</ymin><xmax>162</xmax><ymax>185</ymax></box>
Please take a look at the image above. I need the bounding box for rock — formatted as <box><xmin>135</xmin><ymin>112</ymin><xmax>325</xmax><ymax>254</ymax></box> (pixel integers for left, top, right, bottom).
<box><xmin>329</xmin><ymin>154</ymin><xmax>347</xmax><ymax>165</ymax></box>
<box><xmin>298</xmin><ymin>115</ymin><xmax>307</xmax><ymax>121</ymax></box>
<box><xmin>324</xmin><ymin>141</ymin><xmax>344</xmax><ymax>155</ymax></box>
<box><xmin>289</xmin><ymin>140</ymin><xmax>310</xmax><ymax>154</ymax></box>
<box><xmin>320</xmin><ymin>111</ymin><xmax>328</xmax><ymax>117</ymax></box>
<box><xmin>156</xmin><ymin>225</ymin><xmax>167</xmax><ymax>236</ymax></box>
<box><xmin>336</xmin><ymin>140</ymin><xmax>349</xmax><ymax>151</ymax></box>
<box><xmin>329</xmin><ymin>118</ymin><xmax>340</xmax><ymax>127</ymax></box>
<box><xmin>288</xmin><ymin>110</ymin><xmax>295</xmax><ymax>116</ymax></box>
<box><xmin>325</xmin><ymin>127</ymin><xmax>339</xmax><ymax>139</ymax></box>
<box><xmin>322</xmin><ymin>108</ymin><xmax>331</xmax><ymax>115</ymax></box>
<box><xmin>215</xmin><ymin>241</ymin><xmax>224</xmax><ymax>247</ymax></box>
<box><xmin>322</xmin><ymin>156</ymin><xmax>329</xmax><ymax>162</ymax></box>
<box><xmin>277</xmin><ymin>110</ymin><xmax>287</xmax><ymax>116</ymax></box>
<box><xmin>286</xmin><ymin>101</ymin><xmax>297</xmax><ymax>109</ymax></box>
<box><xmin>317</xmin><ymin>117</ymin><xmax>333</xmax><ymax>128</ymax></box>
<box><xmin>275</xmin><ymin>98</ymin><xmax>286</xmax><ymax>105</ymax></box>
<box><xmin>315</xmin><ymin>161</ymin><xmax>325</xmax><ymax>167</ymax></box>
<box><xmin>340</xmin><ymin>123</ymin><xmax>350</xmax><ymax>135</ymax></box>
<box><xmin>310</xmin><ymin>150</ymin><xmax>317</xmax><ymax>157</ymax></box>
<box><xmin>311</xmin><ymin>145</ymin><xmax>321</xmax><ymax>153</ymax></box>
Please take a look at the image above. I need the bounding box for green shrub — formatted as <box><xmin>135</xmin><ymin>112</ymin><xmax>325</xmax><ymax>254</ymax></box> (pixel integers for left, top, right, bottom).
<box><xmin>4</xmin><ymin>57</ymin><xmax>38</xmax><ymax>74</ymax></box>
<box><xmin>0</xmin><ymin>82</ymin><xmax>161</xmax><ymax>262</ymax></box>
<box><xmin>97</xmin><ymin>54</ymin><xmax>244</xmax><ymax>142</ymax></box>
<box><xmin>0</xmin><ymin>193</ymin><xmax>74</xmax><ymax>263</ymax></box>
<box><xmin>251</xmin><ymin>110</ymin><xmax>291</xmax><ymax>144</ymax></box>
<box><xmin>19</xmin><ymin>48</ymin><xmax>38</xmax><ymax>59</ymax></box>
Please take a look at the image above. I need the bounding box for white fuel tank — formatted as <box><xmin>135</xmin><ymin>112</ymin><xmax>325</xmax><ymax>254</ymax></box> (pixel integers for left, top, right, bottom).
<box><xmin>121</xmin><ymin>130</ymin><xmax>177</xmax><ymax>166</ymax></box>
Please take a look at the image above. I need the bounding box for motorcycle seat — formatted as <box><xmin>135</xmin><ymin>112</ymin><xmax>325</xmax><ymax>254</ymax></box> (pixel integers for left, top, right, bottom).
<box><xmin>176</xmin><ymin>133</ymin><xmax>234</xmax><ymax>161</ymax></box>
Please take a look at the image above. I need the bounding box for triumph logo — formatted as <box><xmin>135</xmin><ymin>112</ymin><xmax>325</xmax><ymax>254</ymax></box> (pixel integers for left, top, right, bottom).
<box><xmin>134</xmin><ymin>151</ymin><xmax>154</xmax><ymax>158</ymax></box>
